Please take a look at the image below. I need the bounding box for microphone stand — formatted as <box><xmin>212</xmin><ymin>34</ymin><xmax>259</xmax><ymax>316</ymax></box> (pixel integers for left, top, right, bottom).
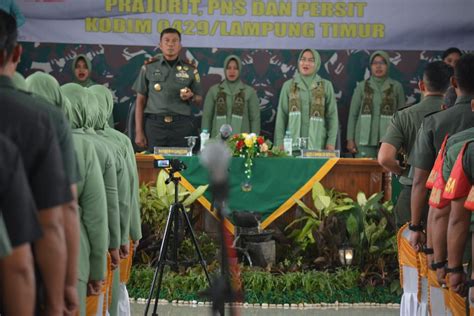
<box><xmin>200</xmin><ymin>141</ymin><xmax>240</xmax><ymax>316</ymax></box>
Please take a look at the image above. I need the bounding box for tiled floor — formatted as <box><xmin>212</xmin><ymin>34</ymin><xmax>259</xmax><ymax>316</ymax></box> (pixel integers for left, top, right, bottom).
<box><xmin>132</xmin><ymin>303</ymin><xmax>399</xmax><ymax>315</ymax></box>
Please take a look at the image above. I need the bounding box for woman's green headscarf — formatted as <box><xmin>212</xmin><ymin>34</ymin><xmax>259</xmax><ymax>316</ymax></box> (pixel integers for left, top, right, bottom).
<box><xmin>296</xmin><ymin>49</ymin><xmax>322</xmax><ymax>87</ymax></box>
<box><xmin>223</xmin><ymin>55</ymin><xmax>242</xmax><ymax>89</ymax></box>
<box><xmin>72</xmin><ymin>54</ymin><xmax>95</xmax><ymax>87</ymax></box>
<box><xmin>61</xmin><ymin>83</ymin><xmax>87</xmax><ymax>129</ymax></box>
<box><xmin>298</xmin><ymin>49</ymin><xmax>322</xmax><ymax>74</ymax></box>
<box><xmin>369</xmin><ymin>50</ymin><xmax>390</xmax><ymax>77</ymax></box>
<box><xmin>26</xmin><ymin>71</ymin><xmax>72</xmax><ymax>119</ymax></box>
<box><xmin>89</xmin><ymin>85</ymin><xmax>114</xmax><ymax>130</ymax></box>
<box><xmin>11</xmin><ymin>72</ymin><xmax>28</xmax><ymax>91</ymax></box>
<box><xmin>83</xmin><ymin>89</ymin><xmax>101</xmax><ymax>130</ymax></box>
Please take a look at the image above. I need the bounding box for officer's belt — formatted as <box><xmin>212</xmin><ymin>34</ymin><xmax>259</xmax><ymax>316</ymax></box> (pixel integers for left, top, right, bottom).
<box><xmin>145</xmin><ymin>114</ymin><xmax>189</xmax><ymax>123</ymax></box>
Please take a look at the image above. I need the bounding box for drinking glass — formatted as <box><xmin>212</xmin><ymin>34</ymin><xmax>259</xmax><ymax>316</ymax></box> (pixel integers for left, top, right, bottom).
<box><xmin>297</xmin><ymin>137</ymin><xmax>308</xmax><ymax>157</ymax></box>
<box><xmin>185</xmin><ymin>136</ymin><xmax>197</xmax><ymax>156</ymax></box>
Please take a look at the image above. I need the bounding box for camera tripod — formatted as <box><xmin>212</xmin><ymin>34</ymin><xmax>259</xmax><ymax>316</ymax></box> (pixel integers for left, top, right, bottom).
<box><xmin>144</xmin><ymin>166</ymin><xmax>211</xmax><ymax>316</ymax></box>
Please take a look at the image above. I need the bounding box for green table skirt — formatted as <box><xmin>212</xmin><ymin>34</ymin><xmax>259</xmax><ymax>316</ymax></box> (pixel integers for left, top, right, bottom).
<box><xmin>160</xmin><ymin>156</ymin><xmax>338</xmax><ymax>231</ymax></box>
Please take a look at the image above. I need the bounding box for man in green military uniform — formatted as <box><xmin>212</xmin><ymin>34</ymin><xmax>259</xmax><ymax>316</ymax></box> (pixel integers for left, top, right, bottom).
<box><xmin>347</xmin><ymin>51</ymin><xmax>406</xmax><ymax>158</ymax></box>
<box><xmin>423</xmin><ymin>128</ymin><xmax>474</xmax><ymax>287</ymax></box>
<box><xmin>441</xmin><ymin>138</ymin><xmax>474</xmax><ymax>299</ymax></box>
<box><xmin>443</xmin><ymin>128</ymin><xmax>474</xmax><ymax>184</ymax></box>
<box><xmin>0</xmin><ymin>134</ymin><xmax>42</xmax><ymax>316</ymax></box>
<box><xmin>0</xmin><ymin>10</ymin><xmax>80</xmax><ymax>314</ymax></box>
<box><xmin>409</xmin><ymin>54</ymin><xmax>474</xmax><ymax>252</ymax></box>
<box><xmin>133</xmin><ymin>28</ymin><xmax>203</xmax><ymax>152</ymax></box>
<box><xmin>378</xmin><ymin>61</ymin><xmax>453</xmax><ymax>227</ymax></box>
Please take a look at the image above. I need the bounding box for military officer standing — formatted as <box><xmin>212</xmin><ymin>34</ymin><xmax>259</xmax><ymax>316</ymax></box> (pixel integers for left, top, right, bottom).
<box><xmin>378</xmin><ymin>61</ymin><xmax>453</xmax><ymax>227</ymax></box>
<box><xmin>133</xmin><ymin>28</ymin><xmax>202</xmax><ymax>152</ymax></box>
<box><xmin>409</xmin><ymin>54</ymin><xmax>474</xmax><ymax>252</ymax></box>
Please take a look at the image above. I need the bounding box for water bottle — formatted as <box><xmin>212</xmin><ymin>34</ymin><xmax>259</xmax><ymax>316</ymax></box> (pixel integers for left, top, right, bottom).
<box><xmin>283</xmin><ymin>130</ymin><xmax>293</xmax><ymax>156</ymax></box>
<box><xmin>200</xmin><ymin>128</ymin><xmax>210</xmax><ymax>152</ymax></box>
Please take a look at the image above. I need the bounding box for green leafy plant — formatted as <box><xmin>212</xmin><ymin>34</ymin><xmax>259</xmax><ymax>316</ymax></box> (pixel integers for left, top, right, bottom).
<box><xmin>140</xmin><ymin>170</ymin><xmax>208</xmax><ymax>236</ymax></box>
<box><xmin>345</xmin><ymin>191</ymin><xmax>397</xmax><ymax>286</ymax></box>
<box><xmin>284</xmin><ymin>182</ymin><xmax>355</xmax><ymax>266</ymax></box>
<box><xmin>137</xmin><ymin>170</ymin><xmax>208</xmax><ymax>265</ymax></box>
<box><xmin>128</xmin><ymin>266</ymin><xmax>401</xmax><ymax>304</ymax></box>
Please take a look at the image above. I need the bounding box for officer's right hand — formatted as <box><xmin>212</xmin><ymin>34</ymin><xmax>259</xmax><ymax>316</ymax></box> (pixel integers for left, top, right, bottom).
<box><xmin>64</xmin><ymin>284</ymin><xmax>79</xmax><ymax>316</ymax></box>
<box><xmin>346</xmin><ymin>140</ymin><xmax>357</xmax><ymax>154</ymax></box>
<box><xmin>408</xmin><ymin>230</ymin><xmax>425</xmax><ymax>252</ymax></box>
<box><xmin>86</xmin><ymin>280</ymin><xmax>103</xmax><ymax>296</ymax></box>
<box><xmin>119</xmin><ymin>243</ymin><xmax>130</xmax><ymax>259</ymax></box>
<box><xmin>109</xmin><ymin>248</ymin><xmax>120</xmax><ymax>270</ymax></box>
<box><xmin>135</xmin><ymin>131</ymin><xmax>147</xmax><ymax>149</ymax></box>
<box><xmin>449</xmin><ymin>272</ymin><xmax>467</xmax><ymax>297</ymax></box>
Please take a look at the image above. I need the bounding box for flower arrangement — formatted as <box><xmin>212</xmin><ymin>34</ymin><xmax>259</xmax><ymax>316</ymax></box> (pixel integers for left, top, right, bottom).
<box><xmin>227</xmin><ymin>133</ymin><xmax>269</xmax><ymax>180</ymax></box>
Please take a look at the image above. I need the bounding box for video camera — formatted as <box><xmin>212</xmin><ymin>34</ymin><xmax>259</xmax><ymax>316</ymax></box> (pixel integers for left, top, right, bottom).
<box><xmin>154</xmin><ymin>158</ymin><xmax>187</xmax><ymax>172</ymax></box>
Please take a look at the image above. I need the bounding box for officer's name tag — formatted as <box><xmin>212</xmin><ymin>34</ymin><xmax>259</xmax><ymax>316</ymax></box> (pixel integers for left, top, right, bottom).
<box><xmin>176</xmin><ymin>71</ymin><xmax>189</xmax><ymax>79</ymax></box>
<box><xmin>300</xmin><ymin>149</ymin><xmax>340</xmax><ymax>159</ymax></box>
<box><xmin>154</xmin><ymin>147</ymin><xmax>190</xmax><ymax>156</ymax></box>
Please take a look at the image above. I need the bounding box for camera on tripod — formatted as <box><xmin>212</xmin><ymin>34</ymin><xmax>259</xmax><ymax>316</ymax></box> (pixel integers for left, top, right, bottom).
<box><xmin>154</xmin><ymin>158</ymin><xmax>187</xmax><ymax>172</ymax></box>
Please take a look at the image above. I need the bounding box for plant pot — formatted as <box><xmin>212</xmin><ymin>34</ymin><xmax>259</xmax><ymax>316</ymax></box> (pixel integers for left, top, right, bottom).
<box><xmin>240</xmin><ymin>230</ymin><xmax>273</xmax><ymax>243</ymax></box>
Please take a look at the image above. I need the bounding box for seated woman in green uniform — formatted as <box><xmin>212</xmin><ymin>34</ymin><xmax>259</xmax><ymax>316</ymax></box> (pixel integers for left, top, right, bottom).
<box><xmin>347</xmin><ymin>51</ymin><xmax>406</xmax><ymax>158</ymax></box>
<box><xmin>274</xmin><ymin>48</ymin><xmax>339</xmax><ymax>150</ymax></box>
<box><xmin>202</xmin><ymin>55</ymin><xmax>260</xmax><ymax>138</ymax></box>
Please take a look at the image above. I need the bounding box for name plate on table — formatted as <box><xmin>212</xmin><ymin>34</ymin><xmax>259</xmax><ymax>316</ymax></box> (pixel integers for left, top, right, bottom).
<box><xmin>300</xmin><ymin>149</ymin><xmax>340</xmax><ymax>158</ymax></box>
<box><xmin>153</xmin><ymin>147</ymin><xmax>190</xmax><ymax>156</ymax></box>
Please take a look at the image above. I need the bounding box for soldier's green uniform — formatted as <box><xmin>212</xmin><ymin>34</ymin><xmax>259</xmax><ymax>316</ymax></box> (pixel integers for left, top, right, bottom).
<box><xmin>202</xmin><ymin>55</ymin><xmax>260</xmax><ymax>138</ymax></box>
<box><xmin>347</xmin><ymin>51</ymin><xmax>406</xmax><ymax>158</ymax></box>
<box><xmin>9</xmin><ymin>73</ymin><xmax>80</xmax><ymax>186</ymax></box>
<box><xmin>442</xmin><ymin>128</ymin><xmax>474</xmax><ymax>182</ymax></box>
<box><xmin>380</xmin><ymin>95</ymin><xmax>443</xmax><ymax>226</ymax></box>
<box><xmin>132</xmin><ymin>54</ymin><xmax>203</xmax><ymax>150</ymax></box>
<box><xmin>411</xmin><ymin>95</ymin><xmax>474</xmax><ymax>173</ymax></box>
<box><xmin>90</xmin><ymin>84</ymin><xmax>142</xmax><ymax>243</ymax></box>
<box><xmin>274</xmin><ymin>49</ymin><xmax>339</xmax><ymax>150</ymax></box>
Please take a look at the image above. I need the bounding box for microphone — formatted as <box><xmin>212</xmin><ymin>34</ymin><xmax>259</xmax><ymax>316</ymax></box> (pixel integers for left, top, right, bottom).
<box><xmin>200</xmin><ymin>142</ymin><xmax>232</xmax><ymax>204</ymax></box>
<box><xmin>219</xmin><ymin>124</ymin><xmax>233</xmax><ymax>141</ymax></box>
<box><xmin>200</xmin><ymin>142</ymin><xmax>231</xmax><ymax>184</ymax></box>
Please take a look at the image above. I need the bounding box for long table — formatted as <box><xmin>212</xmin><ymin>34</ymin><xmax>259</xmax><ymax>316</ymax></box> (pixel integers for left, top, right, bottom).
<box><xmin>136</xmin><ymin>155</ymin><xmax>391</xmax><ymax>234</ymax></box>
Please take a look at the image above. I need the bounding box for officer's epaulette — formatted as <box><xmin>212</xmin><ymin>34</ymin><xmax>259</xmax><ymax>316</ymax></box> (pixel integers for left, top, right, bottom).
<box><xmin>143</xmin><ymin>54</ymin><xmax>163</xmax><ymax>66</ymax></box>
<box><xmin>396</xmin><ymin>104</ymin><xmax>412</xmax><ymax>112</ymax></box>
<box><xmin>424</xmin><ymin>109</ymin><xmax>443</xmax><ymax>118</ymax></box>
<box><xmin>183</xmin><ymin>58</ymin><xmax>197</xmax><ymax>69</ymax></box>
